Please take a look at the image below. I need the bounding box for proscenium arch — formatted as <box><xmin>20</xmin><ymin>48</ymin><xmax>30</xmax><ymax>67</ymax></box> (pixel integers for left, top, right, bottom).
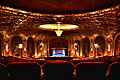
<box><xmin>11</xmin><ymin>36</ymin><xmax>22</xmax><ymax>55</ymax></box>
<box><xmin>27</xmin><ymin>37</ymin><xmax>35</xmax><ymax>57</ymax></box>
<box><xmin>94</xmin><ymin>36</ymin><xmax>106</xmax><ymax>55</ymax></box>
<box><xmin>49</xmin><ymin>38</ymin><xmax>68</xmax><ymax>56</ymax></box>
<box><xmin>82</xmin><ymin>37</ymin><xmax>90</xmax><ymax>57</ymax></box>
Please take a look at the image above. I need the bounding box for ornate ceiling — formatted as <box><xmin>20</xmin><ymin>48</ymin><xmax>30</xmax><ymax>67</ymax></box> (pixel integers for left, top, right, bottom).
<box><xmin>0</xmin><ymin>4</ymin><xmax>120</xmax><ymax>37</ymax></box>
<box><xmin>0</xmin><ymin>0</ymin><xmax>120</xmax><ymax>14</ymax></box>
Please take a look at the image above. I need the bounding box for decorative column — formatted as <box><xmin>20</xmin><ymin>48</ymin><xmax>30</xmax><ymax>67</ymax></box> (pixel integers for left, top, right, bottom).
<box><xmin>3</xmin><ymin>31</ymin><xmax>10</xmax><ymax>56</ymax></box>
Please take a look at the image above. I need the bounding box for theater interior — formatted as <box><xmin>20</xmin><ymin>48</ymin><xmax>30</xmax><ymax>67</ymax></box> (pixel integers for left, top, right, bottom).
<box><xmin>0</xmin><ymin>0</ymin><xmax>120</xmax><ymax>80</ymax></box>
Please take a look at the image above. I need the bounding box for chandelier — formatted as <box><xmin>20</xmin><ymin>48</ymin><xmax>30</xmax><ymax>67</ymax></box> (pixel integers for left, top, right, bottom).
<box><xmin>39</xmin><ymin>23</ymin><xmax>79</xmax><ymax>37</ymax></box>
<box><xmin>55</xmin><ymin>22</ymin><xmax>63</xmax><ymax>37</ymax></box>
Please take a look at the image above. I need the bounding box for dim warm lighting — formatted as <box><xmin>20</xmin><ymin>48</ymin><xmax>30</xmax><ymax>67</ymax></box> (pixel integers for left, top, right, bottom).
<box><xmin>55</xmin><ymin>30</ymin><xmax>63</xmax><ymax>37</ymax></box>
<box><xmin>93</xmin><ymin>34</ymin><xmax>98</xmax><ymax>37</ymax></box>
<box><xmin>19</xmin><ymin>44</ymin><xmax>22</xmax><ymax>49</ymax></box>
<box><xmin>39</xmin><ymin>22</ymin><xmax>78</xmax><ymax>37</ymax></box>
<box><xmin>23</xmin><ymin>47</ymin><xmax>26</xmax><ymax>51</ymax></box>
<box><xmin>54</xmin><ymin>15</ymin><xmax>64</xmax><ymax>17</ymax></box>
<box><xmin>104</xmin><ymin>53</ymin><xmax>107</xmax><ymax>56</ymax></box>
<box><xmin>94</xmin><ymin>44</ymin><xmax>99</xmax><ymax>48</ymax></box>
<box><xmin>108</xmin><ymin>44</ymin><xmax>111</xmax><ymax>52</ymax></box>
<box><xmin>94</xmin><ymin>43</ymin><xmax>99</xmax><ymax>58</ymax></box>
<box><xmin>32</xmin><ymin>35</ymin><xmax>36</xmax><ymax>38</ymax></box>
<box><xmin>39</xmin><ymin>24</ymin><xmax>78</xmax><ymax>30</ymax></box>
<box><xmin>82</xmin><ymin>35</ymin><xmax>86</xmax><ymax>38</ymax></box>
<box><xmin>55</xmin><ymin>22</ymin><xmax>63</xmax><ymax>37</ymax></box>
<box><xmin>74</xmin><ymin>43</ymin><xmax>78</xmax><ymax>46</ymax></box>
<box><xmin>40</xmin><ymin>42</ymin><xmax>44</xmax><ymax>46</ymax></box>
<box><xmin>18</xmin><ymin>56</ymin><xmax>21</xmax><ymax>58</ymax></box>
<box><xmin>5</xmin><ymin>44</ymin><xmax>9</xmax><ymax>52</ymax></box>
<box><xmin>34</xmin><ymin>53</ymin><xmax>38</xmax><ymax>58</ymax></box>
<box><xmin>44</xmin><ymin>50</ymin><xmax>46</xmax><ymax>53</ymax></box>
<box><xmin>76</xmin><ymin>52</ymin><xmax>79</xmax><ymax>56</ymax></box>
<box><xmin>20</xmin><ymin>34</ymin><xmax>27</xmax><ymax>39</ymax></box>
<box><xmin>71</xmin><ymin>49</ymin><xmax>74</xmax><ymax>53</ymax></box>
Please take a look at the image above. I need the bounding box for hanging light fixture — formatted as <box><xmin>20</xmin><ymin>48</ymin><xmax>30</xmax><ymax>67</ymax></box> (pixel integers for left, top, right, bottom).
<box><xmin>55</xmin><ymin>22</ymin><xmax>63</xmax><ymax>37</ymax></box>
<box><xmin>39</xmin><ymin>22</ymin><xmax>79</xmax><ymax>37</ymax></box>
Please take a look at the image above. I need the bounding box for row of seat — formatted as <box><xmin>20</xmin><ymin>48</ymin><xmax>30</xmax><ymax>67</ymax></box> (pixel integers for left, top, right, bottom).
<box><xmin>0</xmin><ymin>61</ymin><xmax>120</xmax><ymax>80</ymax></box>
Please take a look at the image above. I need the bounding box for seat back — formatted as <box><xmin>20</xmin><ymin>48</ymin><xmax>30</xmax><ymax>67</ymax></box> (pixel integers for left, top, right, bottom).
<box><xmin>76</xmin><ymin>62</ymin><xmax>108</xmax><ymax>80</ymax></box>
<box><xmin>42</xmin><ymin>61</ymin><xmax>74</xmax><ymax>80</ymax></box>
<box><xmin>106</xmin><ymin>62</ymin><xmax>120</xmax><ymax>80</ymax></box>
<box><xmin>7</xmin><ymin>62</ymin><xmax>41</xmax><ymax>80</ymax></box>
<box><xmin>0</xmin><ymin>63</ymin><xmax>9</xmax><ymax>80</ymax></box>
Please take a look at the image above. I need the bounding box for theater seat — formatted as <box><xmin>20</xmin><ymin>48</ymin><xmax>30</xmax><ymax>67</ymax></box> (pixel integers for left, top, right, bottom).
<box><xmin>106</xmin><ymin>62</ymin><xmax>120</xmax><ymax>80</ymax></box>
<box><xmin>7</xmin><ymin>62</ymin><xmax>41</xmax><ymax>80</ymax></box>
<box><xmin>76</xmin><ymin>62</ymin><xmax>108</xmax><ymax>80</ymax></box>
<box><xmin>0</xmin><ymin>63</ymin><xmax>9</xmax><ymax>80</ymax></box>
<box><xmin>42</xmin><ymin>61</ymin><xmax>75</xmax><ymax>80</ymax></box>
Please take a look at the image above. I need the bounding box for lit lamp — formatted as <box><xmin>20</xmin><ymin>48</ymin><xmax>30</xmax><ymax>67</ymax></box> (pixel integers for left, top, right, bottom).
<box><xmin>5</xmin><ymin>44</ymin><xmax>9</xmax><ymax>52</ymax></box>
<box><xmin>55</xmin><ymin>22</ymin><xmax>63</xmax><ymax>37</ymax></box>
<box><xmin>19</xmin><ymin>44</ymin><xmax>22</xmax><ymax>58</ymax></box>
<box><xmin>55</xmin><ymin>30</ymin><xmax>63</xmax><ymax>37</ymax></box>
<box><xmin>19</xmin><ymin>44</ymin><xmax>22</xmax><ymax>49</ymax></box>
<box><xmin>94</xmin><ymin>43</ymin><xmax>99</xmax><ymax>58</ymax></box>
<box><xmin>39</xmin><ymin>22</ymin><xmax>79</xmax><ymax>37</ymax></box>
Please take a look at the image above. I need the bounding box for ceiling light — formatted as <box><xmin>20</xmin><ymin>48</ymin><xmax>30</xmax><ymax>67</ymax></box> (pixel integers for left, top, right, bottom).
<box><xmin>55</xmin><ymin>22</ymin><xmax>63</xmax><ymax>37</ymax></box>
<box><xmin>39</xmin><ymin>24</ymin><xmax>78</xmax><ymax>30</ymax></box>
<box><xmin>39</xmin><ymin>23</ymin><xmax>79</xmax><ymax>37</ymax></box>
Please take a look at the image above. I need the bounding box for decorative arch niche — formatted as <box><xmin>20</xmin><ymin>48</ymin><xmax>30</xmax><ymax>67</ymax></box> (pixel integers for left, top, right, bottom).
<box><xmin>75</xmin><ymin>40</ymin><xmax>80</xmax><ymax>56</ymax></box>
<box><xmin>94</xmin><ymin>36</ymin><xmax>106</xmax><ymax>56</ymax></box>
<box><xmin>115</xmin><ymin>35</ymin><xmax>120</xmax><ymax>56</ymax></box>
<box><xmin>49</xmin><ymin>38</ymin><xmax>68</xmax><ymax>56</ymax></box>
<box><xmin>37</xmin><ymin>40</ymin><xmax>43</xmax><ymax>54</ymax></box>
<box><xmin>11</xmin><ymin>36</ymin><xmax>22</xmax><ymax>56</ymax></box>
<box><xmin>82</xmin><ymin>37</ymin><xmax>90</xmax><ymax>57</ymax></box>
<box><xmin>27</xmin><ymin>37</ymin><xmax>35</xmax><ymax>57</ymax></box>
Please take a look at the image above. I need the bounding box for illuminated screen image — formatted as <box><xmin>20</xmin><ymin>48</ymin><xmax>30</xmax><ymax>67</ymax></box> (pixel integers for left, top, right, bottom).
<box><xmin>52</xmin><ymin>49</ymin><xmax>66</xmax><ymax>57</ymax></box>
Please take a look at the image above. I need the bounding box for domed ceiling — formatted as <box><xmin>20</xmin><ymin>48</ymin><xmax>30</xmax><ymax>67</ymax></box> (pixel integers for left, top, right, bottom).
<box><xmin>0</xmin><ymin>0</ymin><xmax>120</xmax><ymax>38</ymax></box>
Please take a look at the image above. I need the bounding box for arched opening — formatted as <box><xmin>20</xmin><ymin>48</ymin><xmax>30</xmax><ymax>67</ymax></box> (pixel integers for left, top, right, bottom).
<box><xmin>27</xmin><ymin>37</ymin><xmax>35</xmax><ymax>58</ymax></box>
<box><xmin>115</xmin><ymin>35</ymin><xmax>120</xmax><ymax>56</ymax></box>
<box><xmin>11</xmin><ymin>36</ymin><xmax>22</xmax><ymax>57</ymax></box>
<box><xmin>49</xmin><ymin>38</ymin><xmax>68</xmax><ymax>57</ymax></box>
<box><xmin>94</xmin><ymin>36</ymin><xmax>106</xmax><ymax>57</ymax></box>
<box><xmin>82</xmin><ymin>37</ymin><xmax>90</xmax><ymax>57</ymax></box>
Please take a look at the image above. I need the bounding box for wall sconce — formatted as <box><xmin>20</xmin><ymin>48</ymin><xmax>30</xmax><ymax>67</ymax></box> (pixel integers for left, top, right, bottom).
<box><xmin>5</xmin><ymin>44</ymin><xmax>9</xmax><ymax>53</ymax></box>
<box><xmin>44</xmin><ymin>50</ymin><xmax>46</xmax><ymax>53</ymax></box>
<box><xmin>19</xmin><ymin>44</ymin><xmax>22</xmax><ymax>49</ymax></box>
<box><xmin>19</xmin><ymin>44</ymin><xmax>22</xmax><ymax>58</ymax></box>
<box><xmin>94</xmin><ymin>44</ymin><xmax>99</xmax><ymax>48</ymax></box>
<box><xmin>108</xmin><ymin>44</ymin><xmax>110</xmax><ymax>52</ymax></box>
<box><xmin>94</xmin><ymin>43</ymin><xmax>99</xmax><ymax>58</ymax></box>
